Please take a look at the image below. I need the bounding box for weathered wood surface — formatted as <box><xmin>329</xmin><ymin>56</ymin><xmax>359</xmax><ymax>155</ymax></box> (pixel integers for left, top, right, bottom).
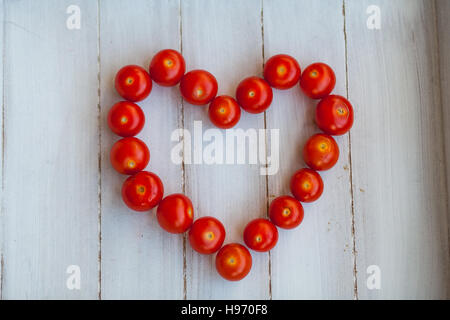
<box><xmin>0</xmin><ymin>0</ymin><xmax>448</xmax><ymax>299</ymax></box>
<box><xmin>1</xmin><ymin>0</ymin><xmax>99</xmax><ymax>299</ymax></box>
<box><xmin>346</xmin><ymin>0</ymin><xmax>449</xmax><ymax>299</ymax></box>
<box><xmin>99</xmin><ymin>0</ymin><xmax>184</xmax><ymax>299</ymax></box>
<box><xmin>264</xmin><ymin>0</ymin><xmax>355</xmax><ymax>299</ymax></box>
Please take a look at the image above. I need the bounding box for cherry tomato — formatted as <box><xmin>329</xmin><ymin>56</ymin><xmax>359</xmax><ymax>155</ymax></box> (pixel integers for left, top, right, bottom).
<box><xmin>215</xmin><ymin>243</ymin><xmax>252</xmax><ymax>281</ymax></box>
<box><xmin>110</xmin><ymin>137</ymin><xmax>150</xmax><ymax>175</ymax></box>
<box><xmin>316</xmin><ymin>95</ymin><xmax>354</xmax><ymax>135</ymax></box>
<box><xmin>156</xmin><ymin>193</ymin><xmax>194</xmax><ymax>234</ymax></box>
<box><xmin>300</xmin><ymin>62</ymin><xmax>336</xmax><ymax>99</ymax></box>
<box><xmin>149</xmin><ymin>49</ymin><xmax>186</xmax><ymax>86</ymax></box>
<box><xmin>121</xmin><ymin>171</ymin><xmax>164</xmax><ymax>211</ymax></box>
<box><xmin>243</xmin><ymin>219</ymin><xmax>278</xmax><ymax>252</ymax></box>
<box><xmin>236</xmin><ymin>76</ymin><xmax>273</xmax><ymax>114</ymax></box>
<box><xmin>208</xmin><ymin>95</ymin><xmax>241</xmax><ymax>129</ymax></box>
<box><xmin>114</xmin><ymin>65</ymin><xmax>152</xmax><ymax>102</ymax></box>
<box><xmin>188</xmin><ymin>216</ymin><xmax>226</xmax><ymax>254</ymax></box>
<box><xmin>290</xmin><ymin>168</ymin><xmax>324</xmax><ymax>202</ymax></box>
<box><xmin>263</xmin><ymin>54</ymin><xmax>301</xmax><ymax>89</ymax></box>
<box><xmin>180</xmin><ymin>70</ymin><xmax>218</xmax><ymax>105</ymax></box>
<box><xmin>269</xmin><ymin>196</ymin><xmax>304</xmax><ymax>229</ymax></box>
<box><xmin>303</xmin><ymin>133</ymin><xmax>339</xmax><ymax>171</ymax></box>
<box><xmin>107</xmin><ymin>101</ymin><xmax>145</xmax><ymax>137</ymax></box>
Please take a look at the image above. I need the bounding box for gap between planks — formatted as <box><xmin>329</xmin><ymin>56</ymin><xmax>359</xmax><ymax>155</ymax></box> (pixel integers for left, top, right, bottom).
<box><xmin>260</xmin><ymin>0</ymin><xmax>273</xmax><ymax>301</ymax></box>
<box><xmin>96</xmin><ymin>0</ymin><xmax>102</xmax><ymax>301</ymax></box>
<box><xmin>179</xmin><ymin>0</ymin><xmax>187</xmax><ymax>301</ymax></box>
<box><xmin>342</xmin><ymin>0</ymin><xmax>358</xmax><ymax>300</ymax></box>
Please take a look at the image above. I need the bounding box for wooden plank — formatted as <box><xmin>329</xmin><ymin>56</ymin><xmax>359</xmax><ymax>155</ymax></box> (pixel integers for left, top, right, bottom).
<box><xmin>99</xmin><ymin>0</ymin><xmax>184</xmax><ymax>299</ymax></box>
<box><xmin>263</xmin><ymin>0</ymin><xmax>355</xmax><ymax>299</ymax></box>
<box><xmin>346</xmin><ymin>0</ymin><xmax>449</xmax><ymax>299</ymax></box>
<box><xmin>436</xmin><ymin>1</ymin><xmax>450</xmax><ymax>282</ymax></box>
<box><xmin>182</xmin><ymin>0</ymin><xmax>270</xmax><ymax>299</ymax></box>
<box><xmin>2</xmin><ymin>0</ymin><xmax>99</xmax><ymax>299</ymax></box>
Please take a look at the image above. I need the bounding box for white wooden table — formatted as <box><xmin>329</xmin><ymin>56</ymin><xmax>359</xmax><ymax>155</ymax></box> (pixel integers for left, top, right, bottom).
<box><xmin>0</xmin><ymin>0</ymin><xmax>449</xmax><ymax>300</ymax></box>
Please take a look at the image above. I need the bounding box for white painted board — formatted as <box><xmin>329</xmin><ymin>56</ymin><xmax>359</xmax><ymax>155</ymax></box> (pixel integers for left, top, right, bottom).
<box><xmin>346</xmin><ymin>0</ymin><xmax>449</xmax><ymax>299</ymax></box>
<box><xmin>182</xmin><ymin>0</ymin><xmax>270</xmax><ymax>299</ymax></box>
<box><xmin>264</xmin><ymin>0</ymin><xmax>355</xmax><ymax>299</ymax></box>
<box><xmin>1</xmin><ymin>0</ymin><xmax>99</xmax><ymax>299</ymax></box>
<box><xmin>99</xmin><ymin>0</ymin><xmax>184</xmax><ymax>299</ymax></box>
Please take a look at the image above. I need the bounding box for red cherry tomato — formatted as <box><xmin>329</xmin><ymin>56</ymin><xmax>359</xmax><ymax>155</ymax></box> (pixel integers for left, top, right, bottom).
<box><xmin>300</xmin><ymin>62</ymin><xmax>336</xmax><ymax>99</ymax></box>
<box><xmin>236</xmin><ymin>76</ymin><xmax>273</xmax><ymax>114</ymax></box>
<box><xmin>156</xmin><ymin>193</ymin><xmax>194</xmax><ymax>234</ymax></box>
<box><xmin>269</xmin><ymin>196</ymin><xmax>304</xmax><ymax>229</ymax></box>
<box><xmin>149</xmin><ymin>49</ymin><xmax>185</xmax><ymax>86</ymax></box>
<box><xmin>215</xmin><ymin>243</ymin><xmax>252</xmax><ymax>281</ymax></box>
<box><xmin>114</xmin><ymin>65</ymin><xmax>152</xmax><ymax>102</ymax></box>
<box><xmin>121</xmin><ymin>171</ymin><xmax>164</xmax><ymax>211</ymax></box>
<box><xmin>188</xmin><ymin>216</ymin><xmax>226</xmax><ymax>254</ymax></box>
<box><xmin>263</xmin><ymin>54</ymin><xmax>301</xmax><ymax>89</ymax></box>
<box><xmin>110</xmin><ymin>137</ymin><xmax>150</xmax><ymax>175</ymax></box>
<box><xmin>107</xmin><ymin>101</ymin><xmax>145</xmax><ymax>137</ymax></box>
<box><xmin>243</xmin><ymin>219</ymin><xmax>278</xmax><ymax>252</ymax></box>
<box><xmin>316</xmin><ymin>95</ymin><xmax>354</xmax><ymax>135</ymax></box>
<box><xmin>180</xmin><ymin>70</ymin><xmax>218</xmax><ymax>105</ymax></box>
<box><xmin>208</xmin><ymin>95</ymin><xmax>241</xmax><ymax>129</ymax></box>
<box><xmin>303</xmin><ymin>133</ymin><xmax>339</xmax><ymax>171</ymax></box>
<box><xmin>290</xmin><ymin>168</ymin><xmax>324</xmax><ymax>202</ymax></box>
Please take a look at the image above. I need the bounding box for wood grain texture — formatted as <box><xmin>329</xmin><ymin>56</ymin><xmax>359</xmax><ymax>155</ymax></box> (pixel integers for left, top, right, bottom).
<box><xmin>436</xmin><ymin>0</ymin><xmax>450</xmax><ymax>276</ymax></box>
<box><xmin>346</xmin><ymin>0</ymin><xmax>449</xmax><ymax>299</ymax></box>
<box><xmin>182</xmin><ymin>0</ymin><xmax>270</xmax><ymax>299</ymax></box>
<box><xmin>0</xmin><ymin>0</ymin><xmax>448</xmax><ymax>299</ymax></box>
<box><xmin>264</xmin><ymin>0</ymin><xmax>355</xmax><ymax>299</ymax></box>
<box><xmin>2</xmin><ymin>0</ymin><xmax>99</xmax><ymax>299</ymax></box>
<box><xmin>99</xmin><ymin>0</ymin><xmax>184</xmax><ymax>299</ymax></box>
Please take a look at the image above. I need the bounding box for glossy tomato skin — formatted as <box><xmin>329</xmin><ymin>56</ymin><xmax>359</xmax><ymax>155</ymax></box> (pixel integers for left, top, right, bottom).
<box><xmin>236</xmin><ymin>76</ymin><xmax>273</xmax><ymax>114</ymax></box>
<box><xmin>316</xmin><ymin>95</ymin><xmax>354</xmax><ymax>135</ymax></box>
<box><xmin>110</xmin><ymin>137</ymin><xmax>150</xmax><ymax>175</ymax></box>
<box><xmin>180</xmin><ymin>70</ymin><xmax>218</xmax><ymax>105</ymax></box>
<box><xmin>149</xmin><ymin>49</ymin><xmax>186</xmax><ymax>86</ymax></box>
<box><xmin>208</xmin><ymin>95</ymin><xmax>241</xmax><ymax>129</ymax></box>
<box><xmin>115</xmin><ymin>65</ymin><xmax>152</xmax><ymax>102</ymax></box>
<box><xmin>300</xmin><ymin>63</ymin><xmax>336</xmax><ymax>99</ymax></box>
<box><xmin>215</xmin><ymin>243</ymin><xmax>252</xmax><ymax>281</ymax></box>
<box><xmin>269</xmin><ymin>196</ymin><xmax>304</xmax><ymax>229</ymax></box>
<box><xmin>303</xmin><ymin>134</ymin><xmax>339</xmax><ymax>171</ymax></box>
<box><xmin>263</xmin><ymin>54</ymin><xmax>301</xmax><ymax>89</ymax></box>
<box><xmin>243</xmin><ymin>219</ymin><xmax>278</xmax><ymax>252</ymax></box>
<box><xmin>290</xmin><ymin>168</ymin><xmax>324</xmax><ymax>203</ymax></box>
<box><xmin>189</xmin><ymin>216</ymin><xmax>226</xmax><ymax>254</ymax></box>
<box><xmin>121</xmin><ymin>171</ymin><xmax>164</xmax><ymax>211</ymax></box>
<box><xmin>107</xmin><ymin>101</ymin><xmax>145</xmax><ymax>137</ymax></box>
<box><xmin>156</xmin><ymin>193</ymin><xmax>194</xmax><ymax>234</ymax></box>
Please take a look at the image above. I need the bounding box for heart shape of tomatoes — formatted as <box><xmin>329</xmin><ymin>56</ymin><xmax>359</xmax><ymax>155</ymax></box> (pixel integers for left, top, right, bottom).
<box><xmin>108</xmin><ymin>49</ymin><xmax>354</xmax><ymax>281</ymax></box>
